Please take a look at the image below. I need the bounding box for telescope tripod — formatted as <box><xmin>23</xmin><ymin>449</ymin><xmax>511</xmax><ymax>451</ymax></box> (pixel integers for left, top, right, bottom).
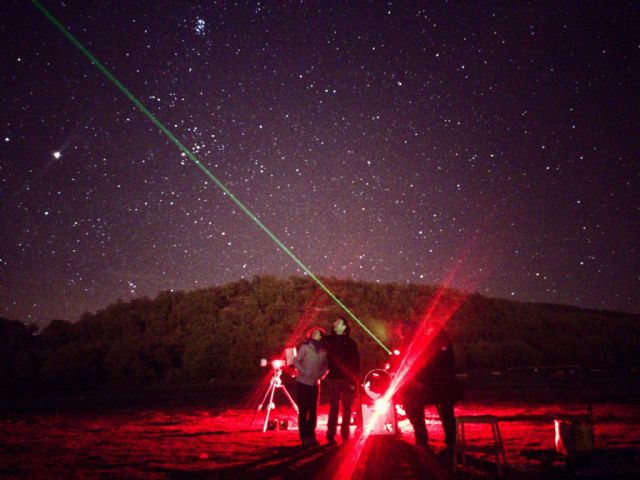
<box><xmin>257</xmin><ymin>367</ymin><xmax>299</xmax><ymax>432</ymax></box>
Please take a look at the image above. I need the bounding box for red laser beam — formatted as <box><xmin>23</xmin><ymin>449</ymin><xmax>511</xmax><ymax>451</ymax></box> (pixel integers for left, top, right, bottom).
<box><xmin>328</xmin><ymin>250</ymin><xmax>480</xmax><ymax>479</ymax></box>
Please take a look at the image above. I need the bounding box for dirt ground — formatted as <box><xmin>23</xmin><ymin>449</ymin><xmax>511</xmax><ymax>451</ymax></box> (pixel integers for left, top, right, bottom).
<box><xmin>1</xmin><ymin>389</ymin><xmax>639</xmax><ymax>479</ymax></box>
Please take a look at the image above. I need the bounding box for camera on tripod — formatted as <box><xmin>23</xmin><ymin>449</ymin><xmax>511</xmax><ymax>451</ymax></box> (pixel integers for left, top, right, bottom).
<box><xmin>260</xmin><ymin>346</ymin><xmax>297</xmax><ymax>370</ymax></box>
<box><xmin>257</xmin><ymin>347</ymin><xmax>299</xmax><ymax>432</ymax></box>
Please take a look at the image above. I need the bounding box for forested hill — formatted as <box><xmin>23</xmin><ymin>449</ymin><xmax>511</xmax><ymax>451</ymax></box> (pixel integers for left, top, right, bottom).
<box><xmin>2</xmin><ymin>275</ymin><xmax>639</xmax><ymax>388</ymax></box>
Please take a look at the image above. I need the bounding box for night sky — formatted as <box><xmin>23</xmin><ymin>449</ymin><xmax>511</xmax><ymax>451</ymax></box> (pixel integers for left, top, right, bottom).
<box><xmin>1</xmin><ymin>1</ymin><xmax>638</xmax><ymax>325</ymax></box>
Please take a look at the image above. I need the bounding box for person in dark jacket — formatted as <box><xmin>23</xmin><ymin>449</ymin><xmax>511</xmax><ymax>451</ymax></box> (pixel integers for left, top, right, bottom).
<box><xmin>324</xmin><ymin>316</ymin><xmax>360</xmax><ymax>445</ymax></box>
<box><xmin>293</xmin><ymin>327</ymin><xmax>328</xmax><ymax>447</ymax></box>
<box><xmin>401</xmin><ymin>322</ymin><xmax>462</xmax><ymax>454</ymax></box>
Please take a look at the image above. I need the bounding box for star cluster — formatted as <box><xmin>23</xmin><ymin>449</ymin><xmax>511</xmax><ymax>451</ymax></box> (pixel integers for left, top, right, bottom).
<box><xmin>1</xmin><ymin>1</ymin><xmax>638</xmax><ymax>323</ymax></box>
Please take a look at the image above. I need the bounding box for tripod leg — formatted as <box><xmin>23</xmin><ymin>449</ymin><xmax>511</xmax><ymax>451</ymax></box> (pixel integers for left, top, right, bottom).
<box><xmin>263</xmin><ymin>382</ymin><xmax>277</xmax><ymax>432</ymax></box>
<box><xmin>280</xmin><ymin>384</ymin><xmax>299</xmax><ymax>413</ymax></box>
<box><xmin>251</xmin><ymin>382</ymin><xmax>270</xmax><ymax>427</ymax></box>
<box><xmin>252</xmin><ymin>378</ymin><xmax>274</xmax><ymax>428</ymax></box>
<box><xmin>257</xmin><ymin>379</ymin><xmax>274</xmax><ymax>411</ymax></box>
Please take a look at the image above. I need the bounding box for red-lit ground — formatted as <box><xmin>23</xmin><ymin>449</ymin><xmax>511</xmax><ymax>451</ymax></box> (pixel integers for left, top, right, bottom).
<box><xmin>1</xmin><ymin>398</ymin><xmax>638</xmax><ymax>479</ymax></box>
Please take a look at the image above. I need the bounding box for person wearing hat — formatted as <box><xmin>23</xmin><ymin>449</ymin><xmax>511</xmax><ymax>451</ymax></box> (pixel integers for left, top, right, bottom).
<box><xmin>293</xmin><ymin>326</ymin><xmax>328</xmax><ymax>447</ymax></box>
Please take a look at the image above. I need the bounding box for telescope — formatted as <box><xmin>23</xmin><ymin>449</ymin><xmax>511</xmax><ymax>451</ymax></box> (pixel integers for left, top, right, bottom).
<box><xmin>256</xmin><ymin>347</ymin><xmax>298</xmax><ymax>432</ymax></box>
<box><xmin>361</xmin><ymin>368</ymin><xmax>397</xmax><ymax>436</ymax></box>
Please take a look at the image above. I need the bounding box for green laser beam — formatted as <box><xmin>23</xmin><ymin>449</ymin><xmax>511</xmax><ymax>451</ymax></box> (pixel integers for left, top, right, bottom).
<box><xmin>31</xmin><ymin>0</ymin><xmax>391</xmax><ymax>355</ymax></box>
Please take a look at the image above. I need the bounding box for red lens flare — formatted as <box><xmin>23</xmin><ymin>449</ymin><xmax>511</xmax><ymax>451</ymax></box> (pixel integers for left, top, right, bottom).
<box><xmin>283</xmin><ymin>288</ymin><xmax>330</xmax><ymax>347</ymax></box>
<box><xmin>374</xmin><ymin>399</ymin><xmax>390</xmax><ymax>413</ymax></box>
<box><xmin>387</xmin><ymin>285</ymin><xmax>468</xmax><ymax>404</ymax></box>
<box><xmin>243</xmin><ymin>290</ymin><xmax>328</xmax><ymax>410</ymax></box>
<box><xmin>328</xmin><ymin>262</ymin><xmax>477</xmax><ymax>479</ymax></box>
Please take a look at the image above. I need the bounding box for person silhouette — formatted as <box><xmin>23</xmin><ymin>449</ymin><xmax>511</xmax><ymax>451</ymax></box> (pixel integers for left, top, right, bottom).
<box><xmin>401</xmin><ymin>321</ymin><xmax>462</xmax><ymax>456</ymax></box>
<box><xmin>324</xmin><ymin>317</ymin><xmax>360</xmax><ymax>445</ymax></box>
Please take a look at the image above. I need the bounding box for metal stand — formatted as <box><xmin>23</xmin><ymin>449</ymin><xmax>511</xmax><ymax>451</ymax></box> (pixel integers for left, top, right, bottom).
<box><xmin>257</xmin><ymin>366</ymin><xmax>298</xmax><ymax>432</ymax></box>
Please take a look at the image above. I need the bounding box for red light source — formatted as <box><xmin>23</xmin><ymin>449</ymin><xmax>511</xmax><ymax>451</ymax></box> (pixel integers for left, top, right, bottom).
<box><xmin>271</xmin><ymin>359</ymin><xmax>285</xmax><ymax>369</ymax></box>
<box><xmin>362</xmin><ymin>397</ymin><xmax>397</xmax><ymax>436</ymax></box>
<box><xmin>374</xmin><ymin>399</ymin><xmax>391</xmax><ymax>413</ymax></box>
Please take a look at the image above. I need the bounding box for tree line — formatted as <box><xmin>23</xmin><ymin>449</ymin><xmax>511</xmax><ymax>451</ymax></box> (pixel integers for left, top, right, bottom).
<box><xmin>1</xmin><ymin>275</ymin><xmax>638</xmax><ymax>389</ymax></box>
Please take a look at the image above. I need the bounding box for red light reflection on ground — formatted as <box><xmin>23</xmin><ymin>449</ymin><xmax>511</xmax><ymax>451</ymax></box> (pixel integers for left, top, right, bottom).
<box><xmin>0</xmin><ymin>401</ymin><xmax>638</xmax><ymax>478</ymax></box>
